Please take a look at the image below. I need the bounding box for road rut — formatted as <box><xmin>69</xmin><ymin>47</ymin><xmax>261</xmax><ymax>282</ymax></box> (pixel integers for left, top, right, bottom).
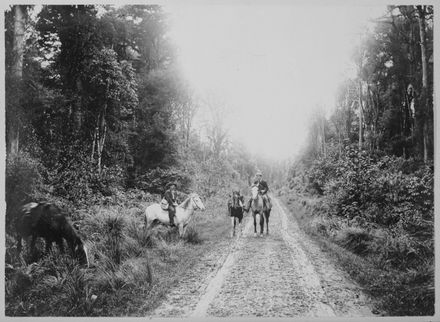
<box><xmin>149</xmin><ymin>197</ymin><xmax>374</xmax><ymax>318</ymax></box>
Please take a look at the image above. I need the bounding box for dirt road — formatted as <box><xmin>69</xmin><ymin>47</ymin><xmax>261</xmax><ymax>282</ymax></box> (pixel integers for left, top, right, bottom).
<box><xmin>149</xmin><ymin>197</ymin><xmax>375</xmax><ymax>318</ymax></box>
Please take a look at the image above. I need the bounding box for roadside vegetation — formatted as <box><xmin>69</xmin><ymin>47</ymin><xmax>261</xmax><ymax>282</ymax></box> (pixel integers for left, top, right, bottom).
<box><xmin>283</xmin><ymin>149</ymin><xmax>433</xmax><ymax>316</ymax></box>
<box><xmin>5</xmin><ymin>157</ymin><xmax>240</xmax><ymax>316</ymax></box>
<box><xmin>284</xmin><ymin>6</ymin><xmax>434</xmax><ymax>316</ymax></box>
<box><xmin>5</xmin><ymin>4</ymin><xmax>268</xmax><ymax>316</ymax></box>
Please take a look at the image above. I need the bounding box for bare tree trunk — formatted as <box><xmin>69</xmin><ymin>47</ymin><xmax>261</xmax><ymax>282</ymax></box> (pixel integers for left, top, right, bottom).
<box><xmin>96</xmin><ymin>110</ymin><xmax>107</xmax><ymax>174</ymax></box>
<box><xmin>417</xmin><ymin>6</ymin><xmax>429</xmax><ymax>90</ymax></box>
<box><xmin>12</xmin><ymin>6</ymin><xmax>25</xmax><ymax>79</ymax></box>
<box><xmin>358</xmin><ymin>81</ymin><xmax>363</xmax><ymax>151</ymax></box>
<box><xmin>91</xmin><ymin>122</ymin><xmax>98</xmax><ymax>162</ymax></box>
<box><xmin>8</xmin><ymin>5</ymin><xmax>26</xmax><ymax>156</ymax></box>
<box><xmin>416</xmin><ymin>5</ymin><xmax>430</xmax><ymax>163</ymax></box>
<box><xmin>91</xmin><ymin>106</ymin><xmax>107</xmax><ymax>174</ymax></box>
<box><xmin>97</xmin><ymin>122</ymin><xmax>106</xmax><ymax>174</ymax></box>
<box><xmin>321</xmin><ymin>115</ymin><xmax>326</xmax><ymax>157</ymax></box>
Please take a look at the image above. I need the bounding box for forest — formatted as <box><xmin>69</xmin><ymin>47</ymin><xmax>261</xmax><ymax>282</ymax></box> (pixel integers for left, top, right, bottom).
<box><xmin>4</xmin><ymin>4</ymin><xmax>435</xmax><ymax>317</ymax></box>
<box><xmin>286</xmin><ymin>5</ymin><xmax>434</xmax><ymax>316</ymax></box>
<box><xmin>4</xmin><ymin>4</ymin><xmax>284</xmax><ymax>316</ymax></box>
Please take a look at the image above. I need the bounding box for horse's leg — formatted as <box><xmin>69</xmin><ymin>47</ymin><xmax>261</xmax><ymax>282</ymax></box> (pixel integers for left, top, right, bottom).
<box><xmin>56</xmin><ymin>238</ymin><xmax>65</xmax><ymax>254</ymax></box>
<box><xmin>254</xmin><ymin>213</ymin><xmax>260</xmax><ymax>237</ymax></box>
<box><xmin>30</xmin><ymin>235</ymin><xmax>37</xmax><ymax>255</ymax></box>
<box><xmin>265</xmin><ymin>211</ymin><xmax>270</xmax><ymax>235</ymax></box>
<box><xmin>45</xmin><ymin>238</ymin><xmax>53</xmax><ymax>254</ymax></box>
<box><xmin>260</xmin><ymin>212</ymin><xmax>264</xmax><ymax>236</ymax></box>
<box><xmin>178</xmin><ymin>223</ymin><xmax>185</xmax><ymax>238</ymax></box>
<box><xmin>182</xmin><ymin>224</ymin><xmax>188</xmax><ymax>238</ymax></box>
<box><xmin>16</xmin><ymin>235</ymin><xmax>22</xmax><ymax>254</ymax></box>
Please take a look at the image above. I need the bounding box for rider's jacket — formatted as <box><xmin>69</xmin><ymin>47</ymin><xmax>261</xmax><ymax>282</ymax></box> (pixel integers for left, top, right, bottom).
<box><xmin>253</xmin><ymin>180</ymin><xmax>269</xmax><ymax>194</ymax></box>
<box><xmin>163</xmin><ymin>189</ymin><xmax>179</xmax><ymax>207</ymax></box>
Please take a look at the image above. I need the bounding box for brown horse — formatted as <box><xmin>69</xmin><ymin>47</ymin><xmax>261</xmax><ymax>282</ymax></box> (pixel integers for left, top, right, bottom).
<box><xmin>249</xmin><ymin>185</ymin><xmax>270</xmax><ymax>237</ymax></box>
<box><xmin>15</xmin><ymin>202</ymin><xmax>89</xmax><ymax>266</ymax></box>
<box><xmin>228</xmin><ymin>191</ymin><xmax>244</xmax><ymax>237</ymax></box>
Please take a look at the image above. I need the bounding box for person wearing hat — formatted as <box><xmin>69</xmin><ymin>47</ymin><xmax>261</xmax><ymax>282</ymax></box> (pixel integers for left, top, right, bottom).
<box><xmin>163</xmin><ymin>182</ymin><xmax>179</xmax><ymax>227</ymax></box>
<box><xmin>244</xmin><ymin>171</ymin><xmax>271</xmax><ymax>212</ymax></box>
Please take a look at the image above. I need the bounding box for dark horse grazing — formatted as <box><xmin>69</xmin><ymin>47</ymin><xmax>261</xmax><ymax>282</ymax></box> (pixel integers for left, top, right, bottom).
<box><xmin>249</xmin><ymin>185</ymin><xmax>271</xmax><ymax>237</ymax></box>
<box><xmin>15</xmin><ymin>202</ymin><xmax>89</xmax><ymax>266</ymax></box>
<box><xmin>228</xmin><ymin>191</ymin><xmax>244</xmax><ymax>237</ymax></box>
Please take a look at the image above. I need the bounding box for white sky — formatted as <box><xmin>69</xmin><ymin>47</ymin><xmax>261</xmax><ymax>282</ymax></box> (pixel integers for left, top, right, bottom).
<box><xmin>165</xmin><ymin>4</ymin><xmax>387</xmax><ymax>160</ymax></box>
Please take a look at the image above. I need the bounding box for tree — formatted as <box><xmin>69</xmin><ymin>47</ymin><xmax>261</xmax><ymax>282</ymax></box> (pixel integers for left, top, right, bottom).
<box><xmin>203</xmin><ymin>94</ymin><xmax>230</xmax><ymax>159</ymax></box>
<box><xmin>85</xmin><ymin>48</ymin><xmax>138</xmax><ymax>172</ymax></box>
<box><xmin>415</xmin><ymin>5</ymin><xmax>433</xmax><ymax>163</ymax></box>
<box><xmin>5</xmin><ymin>5</ymin><xmax>28</xmax><ymax>155</ymax></box>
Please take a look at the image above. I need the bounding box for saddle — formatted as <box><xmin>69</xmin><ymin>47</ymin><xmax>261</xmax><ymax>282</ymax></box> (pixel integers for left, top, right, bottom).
<box><xmin>160</xmin><ymin>198</ymin><xmax>169</xmax><ymax>210</ymax></box>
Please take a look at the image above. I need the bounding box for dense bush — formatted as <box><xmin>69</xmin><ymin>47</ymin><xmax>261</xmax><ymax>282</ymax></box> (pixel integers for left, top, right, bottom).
<box><xmin>311</xmin><ymin>147</ymin><xmax>434</xmax><ymax>230</ymax></box>
<box><xmin>134</xmin><ymin>167</ymin><xmax>192</xmax><ymax>194</ymax></box>
<box><xmin>5</xmin><ymin>151</ymin><xmax>48</xmax><ymax>229</ymax></box>
<box><xmin>289</xmin><ymin>144</ymin><xmax>434</xmax><ymax>315</ymax></box>
<box><xmin>52</xmin><ymin>152</ymin><xmax>127</xmax><ymax>206</ymax></box>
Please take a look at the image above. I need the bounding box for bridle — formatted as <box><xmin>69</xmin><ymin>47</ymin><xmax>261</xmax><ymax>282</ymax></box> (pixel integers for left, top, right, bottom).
<box><xmin>251</xmin><ymin>185</ymin><xmax>260</xmax><ymax>201</ymax></box>
<box><xmin>231</xmin><ymin>193</ymin><xmax>242</xmax><ymax>208</ymax></box>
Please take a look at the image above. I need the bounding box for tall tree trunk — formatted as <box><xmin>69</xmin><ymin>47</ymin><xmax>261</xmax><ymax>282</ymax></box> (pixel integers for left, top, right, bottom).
<box><xmin>417</xmin><ymin>6</ymin><xmax>429</xmax><ymax>89</ymax></box>
<box><xmin>358</xmin><ymin>81</ymin><xmax>363</xmax><ymax>151</ymax></box>
<box><xmin>91</xmin><ymin>108</ymin><xmax>107</xmax><ymax>174</ymax></box>
<box><xmin>416</xmin><ymin>5</ymin><xmax>430</xmax><ymax>163</ymax></box>
<box><xmin>321</xmin><ymin>115</ymin><xmax>326</xmax><ymax>157</ymax></box>
<box><xmin>97</xmin><ymin>109</ymin><xmax>107</xmax><ymax>174</ymax></box>
<box><xmin>11</xmin><ymin>6</ymin><xmax>25</xmax><ymax>79</ymax></box>
<box><xmin>7</xmin><ymin>5</ymin><xmax>26</xmax><ymax>156</ymax></box>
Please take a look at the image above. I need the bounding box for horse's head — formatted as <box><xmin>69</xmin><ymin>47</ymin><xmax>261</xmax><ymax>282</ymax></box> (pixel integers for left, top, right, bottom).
<box><xmin>67</xmin><ymin>225</ymin><xmax>90</xmax><ymax>267</ymax></box>
<box><xmin>74</xmin><ymin>240</ymin><xmax>90</xmax><ymax>267</ymax></box>
<box><xmin>190</xmin><ymin>193</ymin><xmax>206</xmax><ymax>211</ymax></box>
<box><xmin>251</xmin><ymin>185</ymin><xmax>259</xmax><ymax>200</ymax></box>
<box><xmin>231</xmin><ymin>191</ymin><xmax>243</xmax><ymax>208</ymax></box>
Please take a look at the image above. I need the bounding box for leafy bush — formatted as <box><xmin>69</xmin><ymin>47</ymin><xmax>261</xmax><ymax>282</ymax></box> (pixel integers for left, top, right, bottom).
<box><xmin>52</xmin><ymin>152</ymin><xmax>127</xmax><ymax>206</ymax></box>
<box><xmin>134</xmin><ymin>167</ymin><xmax>192</xmax><ymax>194</ymax></box>
<box><xmin>289</xmin><ymin>144</ymin><xmax>434</xmax><ymax>315</ymax></box>
<box><xmin>335</xmin><ymin>227</ymin><xmax>372</xmax><ymax>255</ymax></box>
<box><xmin>5</xmin><ymin>151</ymin><xmax>48</xmax><ymax>229</ymax></box>
<box><xmin>184</xmin><ymin>226</ymin><xmax>203</xmax><ymax>244</ymax></box>
<box><xmin>6</xmin><ymin>252</ymin><xmax>95</xmax><ymax>316</ymax></box>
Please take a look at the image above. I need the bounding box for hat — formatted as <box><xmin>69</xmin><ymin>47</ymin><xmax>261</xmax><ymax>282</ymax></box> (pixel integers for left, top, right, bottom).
<box><xmin>256</xmin><ymin>171</ymin><xmax>263</xmax><ymax>176</ymax></box>
<box><xmin>166</xmin><ymin>182</ymin><xmax>178</xmax><ymax>189</ymax></box>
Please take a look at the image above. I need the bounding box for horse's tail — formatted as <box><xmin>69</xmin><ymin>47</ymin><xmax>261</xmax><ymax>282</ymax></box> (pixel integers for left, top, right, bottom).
<box><xmin>144</xmin><ymin>207</ymin><xmax>149</xmax><ymax>228</ymax></box>
<box><xmin>145</xmin><ymin>205</ymin><xmax>154</xmax><ymax>229</ymax></box>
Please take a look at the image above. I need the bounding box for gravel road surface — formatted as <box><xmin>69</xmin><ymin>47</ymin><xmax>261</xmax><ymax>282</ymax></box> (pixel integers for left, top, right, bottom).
<box><xmin>149</xmin><ymin>197</ymin><xmax>374</xmax><ymax>318</ymax></box>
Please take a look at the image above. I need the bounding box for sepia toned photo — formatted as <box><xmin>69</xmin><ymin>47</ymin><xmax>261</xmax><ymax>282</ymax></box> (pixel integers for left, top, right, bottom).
<box><xmin>3</xmin><ymin>2</ymin><xmax>435</xmax><ymax>319</ymax></box>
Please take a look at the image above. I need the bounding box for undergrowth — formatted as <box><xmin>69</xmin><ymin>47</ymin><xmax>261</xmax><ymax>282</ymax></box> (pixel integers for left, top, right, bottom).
<box><xmin>282</xmin><ymin>193</ymin><xmax>434</xmax><ymax>316</ymax></box>
<box><xmin>5</xmin><ymin>191</ymin><xmax>231</xmax><ymax>316</ymax></box>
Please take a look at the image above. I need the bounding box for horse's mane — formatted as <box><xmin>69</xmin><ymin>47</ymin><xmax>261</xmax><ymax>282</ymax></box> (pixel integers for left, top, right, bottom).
<box><xmin>178</xmin><ymin>193</ymin><xmax>196</xmax><ymax>209</ymax></box>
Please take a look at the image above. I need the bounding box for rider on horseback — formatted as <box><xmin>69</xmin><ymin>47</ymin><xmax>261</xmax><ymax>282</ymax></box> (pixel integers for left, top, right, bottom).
<box><xmin>163</xmin><ymin>182</ymin><xmax>179</xmax><ymax>227</ymax></box>
<box><xmin>244</xmin><ymin>171</ymin><xmax>272</xmax><ymax>212</ymax></box>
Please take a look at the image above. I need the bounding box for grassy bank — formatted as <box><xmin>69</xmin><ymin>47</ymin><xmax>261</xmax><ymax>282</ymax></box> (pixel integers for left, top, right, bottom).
<box><xmin>280</xmin><ymin>192</ymin><xmax>434</xmax><ymax>317</ymax></box>
<box><xmin>5</xmin><ymin>190</ymin><xmax>231</xmax><ymax>316</ymax></box>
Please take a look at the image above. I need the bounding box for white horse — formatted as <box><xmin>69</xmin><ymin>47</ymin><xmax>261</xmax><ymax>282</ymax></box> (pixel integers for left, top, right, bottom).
<box><xmin>145</xmin><ymin>193</ymin><xmax>206</xmax><ymax>238</ymax></box>
<box><xmin>250</xmin><ymin>185</ymin><xmax>270</xmax><ymax>237</ymax></box>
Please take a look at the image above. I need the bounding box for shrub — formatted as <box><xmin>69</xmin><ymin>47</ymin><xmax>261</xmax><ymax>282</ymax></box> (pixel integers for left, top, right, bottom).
<box><xmin>5</xmin><ymin>151</ymin><xmax>47</xmax><ymax>229</ymax></box>
<box><xmin>5</xmin><ymin>252</ymin><xmax>95</xmax><ymax>316</ymax></box>
<box><xmin>335</xmin><ymin>227</ymin><xmax>372</xmax><ymax>255</ymax></box>
<box><xmin>52</xmin><ymin>154</ymin><xmax>127</xmax><ymax>206</ymax></box>
<box><xmin>184</xmin><ymin>226</ymin><xmax>203</xmax><ymax>244</ymax></box>
<box><xmin>134</xmin><ymin>167</ymin><xmax>192</xmax><ymax>194</ymax></box>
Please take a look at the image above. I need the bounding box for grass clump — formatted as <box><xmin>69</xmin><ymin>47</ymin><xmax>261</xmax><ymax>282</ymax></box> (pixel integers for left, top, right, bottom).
<box><xmin>283</xmin><ymin>194</ymin><xmax>434</xmax><ymax>316</ymax></box>
<box><xmin>5</xmin><ymin>190</ymin><xmax>231</xmax><ymax>316</ymax></box>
